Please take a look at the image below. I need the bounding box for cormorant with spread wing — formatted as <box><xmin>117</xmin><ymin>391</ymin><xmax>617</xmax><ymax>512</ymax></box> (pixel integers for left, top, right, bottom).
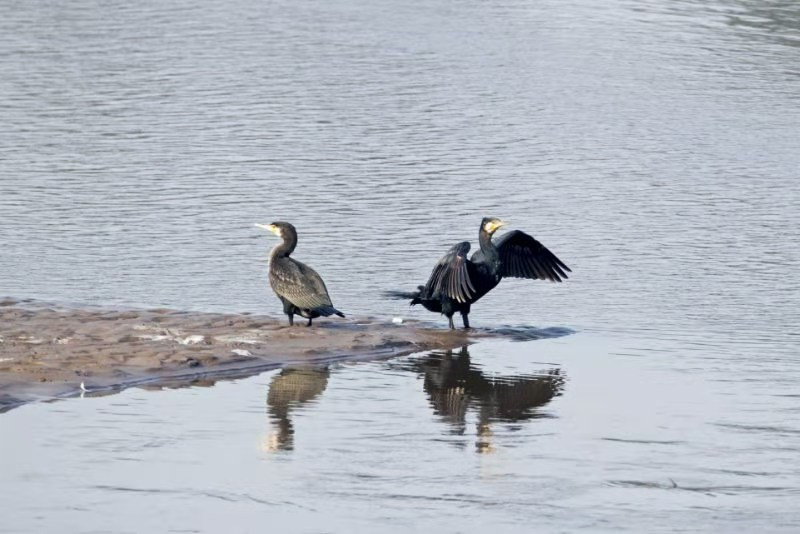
<box><xmin>388</xmin><ymin>217</ymin><xmax>570</xmax><ymax>329</ymax></box>
<box><xmin>255</xmin><ymin>222</ymin><xmax>345</xmax><ymax>326</ymax></box>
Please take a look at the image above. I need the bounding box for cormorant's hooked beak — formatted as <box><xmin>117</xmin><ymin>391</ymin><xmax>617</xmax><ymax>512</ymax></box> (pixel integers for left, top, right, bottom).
<box><xmin>485</xmin><ymin>219</ymin><xmax>508</xmax><ymax>233</ymax></box>
<box><xmin>254</xmin><ymin>223</ymin><xmax>279</xmax><ymax>236</ymax></box>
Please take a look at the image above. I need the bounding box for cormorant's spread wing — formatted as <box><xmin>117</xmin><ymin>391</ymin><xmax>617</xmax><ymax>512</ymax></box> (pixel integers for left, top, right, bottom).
<box><xmin>271</xmin><ymin>258</ymin><xmax>334</xmax><ymax>310</ymax></box>
<box><xmin>423</xmin><ymin>241</ymin><xmax>475</xmax><ymax>303</ymax></box>
<box><xmin>494</xmin><ymin>230</ymin><xmax>571</xmax><ymax>282</ymax></box>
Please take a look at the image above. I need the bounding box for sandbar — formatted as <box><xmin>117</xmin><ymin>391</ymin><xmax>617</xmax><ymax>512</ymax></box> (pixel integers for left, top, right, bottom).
<box><xmin>0</xmin><ymin>298</ymin><xmax>475</xmax><ymax>411</ymax></box>
<box><xmin>0</xmin><ymin>298</ymin><xmax>572</xmax><ymax>412</ymax></box>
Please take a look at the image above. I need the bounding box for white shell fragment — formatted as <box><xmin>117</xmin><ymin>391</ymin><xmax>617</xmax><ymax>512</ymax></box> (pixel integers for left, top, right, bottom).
<box><xmin>178</xmin><ymin>335</ymin><xmax>205</xmax><ymax>345</ymax></box>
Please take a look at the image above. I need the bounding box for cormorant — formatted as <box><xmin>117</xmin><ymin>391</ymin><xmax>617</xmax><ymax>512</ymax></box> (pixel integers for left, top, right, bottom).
<box><xmin>255</xmin><ymin>221</ymin><xmax>345</xmax><ymax>326</ymax></box>
<box><xmin>388</xmin><ymin>217</ymin><xmax>570</xmax><ymax>329</ymax></box>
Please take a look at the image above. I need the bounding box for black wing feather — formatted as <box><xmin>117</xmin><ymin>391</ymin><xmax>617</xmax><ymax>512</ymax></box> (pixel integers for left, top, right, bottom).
<box><xmin>494</xmin><ymin>230</ymin><xmax>571</xmax><ymax>282</ymax></box>
<box><xmin>424</xmin><ymin>241</ymin><xmax>475</xmax><ymax>303</ymax></box>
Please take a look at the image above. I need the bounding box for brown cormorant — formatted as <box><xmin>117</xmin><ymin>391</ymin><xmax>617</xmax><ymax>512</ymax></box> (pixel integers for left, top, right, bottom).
<box><xmin>255</xmin><ymin>222</ymin><xmax>345</xmax><ymax>326</ymax></box>
<box><xmin>388</xmin><ymin>217</ymin><xmax>571</xmax><ymax>329</ymax></box>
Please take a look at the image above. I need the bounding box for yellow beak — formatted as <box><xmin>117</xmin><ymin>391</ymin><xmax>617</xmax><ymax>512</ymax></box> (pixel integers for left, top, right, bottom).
<box><xmin>486</xmin><ymin>220</ymin><xmax>508</xmax><ymax>233</ymax></box>
<box><xmin>254</xmin><ymin>223</ymin><xmax>278</xmax><ymax>235</ymax></box>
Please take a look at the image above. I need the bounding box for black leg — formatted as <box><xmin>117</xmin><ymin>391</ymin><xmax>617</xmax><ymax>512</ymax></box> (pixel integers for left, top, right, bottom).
<box><xmin>448</xmin><ymin>315</ymin><xmax>455</xmax><ymax>329</ymax></box>
<box><xmin>282</xmin><ymin>298</ymin><xmax>296</xmax><ymax>327</ymax></box>
<box><xmin>306</xmin><ymin>318</ymin><xmax>312</xmax><ymax>327</ymax></box>
<box><xmin>461</xmin><ymin>312</ymin><xmax>470</xmax><ymax>329</ymax></box>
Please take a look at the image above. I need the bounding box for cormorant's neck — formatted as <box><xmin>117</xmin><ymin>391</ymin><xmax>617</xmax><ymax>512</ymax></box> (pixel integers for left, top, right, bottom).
<box><xmin>270</xmin><ymin>236</ymin><xmax>296</xmax><ymax>259</ymax></box>
<box><xmin>478</xmin><ymin>230</ymin><xmax>499</xmax><ymax>262</ymax></box>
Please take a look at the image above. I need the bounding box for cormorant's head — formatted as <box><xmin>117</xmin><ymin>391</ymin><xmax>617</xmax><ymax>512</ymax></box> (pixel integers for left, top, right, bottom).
<box><xmin>255</xmin><ymin>221</ymin><xmax>296</xmax><ymax>239</ymax></box>
<box><xmin>481</xmin><ymin>217</ymin><xmax>507</xmax><ymax>235</ymax></box>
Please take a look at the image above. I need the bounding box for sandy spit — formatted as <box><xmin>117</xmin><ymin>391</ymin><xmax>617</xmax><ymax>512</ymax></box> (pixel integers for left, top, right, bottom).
<box><xmin>0</xmin><ymin>299</ymin><xmax>479</xmax><ymax>411</ymax></box>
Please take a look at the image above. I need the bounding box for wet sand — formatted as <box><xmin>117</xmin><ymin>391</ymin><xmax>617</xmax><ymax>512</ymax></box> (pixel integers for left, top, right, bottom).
<box><xmin>1</xmin><ymin>298</ymin><xmax>565</xmax><ymax>411</ymax></box>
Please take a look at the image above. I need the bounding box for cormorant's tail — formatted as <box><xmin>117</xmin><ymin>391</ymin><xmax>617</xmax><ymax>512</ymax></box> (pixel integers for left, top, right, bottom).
<box><xmin>316</xmin><ymin>306</ymin><xmax>345</xmax><ymax>318</ymax></box>
<box><xmin>383</xmin><ymin>286</ymin><xmax>425</xmax><ymax>306</ymax></box>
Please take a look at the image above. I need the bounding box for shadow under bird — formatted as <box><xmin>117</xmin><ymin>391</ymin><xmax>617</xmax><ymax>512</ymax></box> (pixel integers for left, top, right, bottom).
<box><xmin>255</xmin><ymin>222</ymin><xmax>345</xmax><ymax>326</ymax></box>
<box><xmin>387</xmin><ymin>217</ymin><xmax>571</xmax><ymax>329</ymax></box>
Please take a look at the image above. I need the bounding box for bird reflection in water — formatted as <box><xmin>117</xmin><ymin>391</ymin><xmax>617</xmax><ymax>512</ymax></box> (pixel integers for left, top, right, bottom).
<box><xmin>264</xmin><ymin>366</ymin><xmax>330</xmax><ymax>452</ymax></box>
<box><xmin>402</xmin><ymin>346</ymin><xmax>565</xmax><ymax>453</ymax></box>
<box><xmin>263</xmin><ymin>348</ymin><xmax>564</xmax><ymax>454</ymax></box>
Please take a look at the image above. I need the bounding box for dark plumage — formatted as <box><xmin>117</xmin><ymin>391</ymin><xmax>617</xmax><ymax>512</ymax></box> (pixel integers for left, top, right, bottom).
<box><xmin>387</xmin><ymin>217</ymin><xmax>570</xmax><ymax>329</ymax></box>
<box><xmin>256</xmin><ymin>221</ymin><xmax>345</xmax><ymax>326</ymax></box>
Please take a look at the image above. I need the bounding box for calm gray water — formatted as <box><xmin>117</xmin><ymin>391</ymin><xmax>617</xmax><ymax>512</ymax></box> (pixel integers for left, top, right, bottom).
<box><xmin>1</xmin><ymin>0</ymin><xmax>799</xmax><ymax>531</ymax></box>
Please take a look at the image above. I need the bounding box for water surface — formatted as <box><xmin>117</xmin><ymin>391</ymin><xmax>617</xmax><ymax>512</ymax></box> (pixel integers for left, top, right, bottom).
<box><xmin>2</xmin><ymin>338</ymin><xmax>799</xmax><ymax>532</ymax></box>
<box><xmin>1</xmin><ymin>0</ymin><xmax>799</xmax><ymax>531</ymax></box>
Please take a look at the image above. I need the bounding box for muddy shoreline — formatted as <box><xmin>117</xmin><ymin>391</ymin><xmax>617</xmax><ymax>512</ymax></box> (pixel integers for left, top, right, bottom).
<box><xmin>1</xmin><ymin>299</ymin><xmax>491</xmax><ymax>412</ymax></box>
